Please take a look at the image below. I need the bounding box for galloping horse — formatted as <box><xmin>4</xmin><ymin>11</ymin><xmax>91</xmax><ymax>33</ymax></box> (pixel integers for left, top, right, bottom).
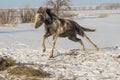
<box><xmin>34</xmin><ymin>7</ymin><xmax>99</xmax><ymax>58</ymax></box>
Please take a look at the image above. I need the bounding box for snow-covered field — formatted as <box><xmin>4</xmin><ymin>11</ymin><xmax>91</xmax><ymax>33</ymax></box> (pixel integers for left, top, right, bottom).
<box><xmin>0</xmin><ymin>10</ymin><xmax>120</xmax><ymax>80</ymax></box>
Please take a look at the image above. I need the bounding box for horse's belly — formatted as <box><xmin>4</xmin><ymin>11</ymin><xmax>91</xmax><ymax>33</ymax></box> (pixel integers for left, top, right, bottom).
<box><xmin>59</xmin><ymin>33</ymin><xmax>68</xmax><ymax>37</ymax></box>
<box><xmin>58</xmin><ymin>31</ymin><xmax>72</xmax><ymax>37</ymax></box>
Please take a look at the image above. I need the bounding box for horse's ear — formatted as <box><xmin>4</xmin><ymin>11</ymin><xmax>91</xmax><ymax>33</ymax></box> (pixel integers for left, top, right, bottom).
<box><xmin>37</xmin><ymin>7</ymin><xmax>43</xmax><ymax>13</ymax></box>
<box><xmin>46</xmin><ymin>8</ymin><xmax>52</xmax><ymax>14</ymax></box>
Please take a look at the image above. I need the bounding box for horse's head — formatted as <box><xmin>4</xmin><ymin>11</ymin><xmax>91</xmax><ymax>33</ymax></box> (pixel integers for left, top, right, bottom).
<box><xmin>34</xmin><ymin>7</ymin><xmax>52</xmax><ymax>29</ymax></box>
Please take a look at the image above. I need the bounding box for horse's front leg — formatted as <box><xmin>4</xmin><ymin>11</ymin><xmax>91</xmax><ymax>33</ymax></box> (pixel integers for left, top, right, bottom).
<box><xmin>50</xmin><ymin>34</ymin><xmax>58</xmax><ymax>58</ymax></box>
<box><xmin>42</xmin><ymin>33</ymin><xmax>51</xmax><ymax>52</ymax></box>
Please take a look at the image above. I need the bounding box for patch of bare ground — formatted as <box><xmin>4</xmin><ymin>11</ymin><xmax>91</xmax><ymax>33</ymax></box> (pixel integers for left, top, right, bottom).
<box><xmin>0</xmin><ymin>56</ymin><xmax>15</xmax><ymax>71</ymax></box>
<box><xmin>0</xmin><ymin>56</ymin><xmax>50</xmax><ymax>80</ymax></box>
<box><xmin>98</xmin><ymin>13</ymin><xmax>109</xmax><ymax>18</ymax></box>
<box><xmin>7</xmin><ymin>65</ymin><xmax>47</xmax><ymax>77</ymax></box>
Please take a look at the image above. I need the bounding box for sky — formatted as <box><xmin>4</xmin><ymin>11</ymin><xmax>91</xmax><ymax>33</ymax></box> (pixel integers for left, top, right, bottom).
<box><xmin>0</xmin><ymin>0</ymin><xmax>120</xmax><ymax>8</ymax></box>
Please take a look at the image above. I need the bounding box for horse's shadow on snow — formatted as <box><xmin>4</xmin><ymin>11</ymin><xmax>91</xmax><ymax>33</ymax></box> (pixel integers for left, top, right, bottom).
<box><xmin>52</xmin><ymin>49</ymin><xmax>98</xmax><ymax>58</ymax></box>
<box><xmin>53</xmin><ymin>49</ymin><xmax>81</xmax><ymax>58</ymax></box>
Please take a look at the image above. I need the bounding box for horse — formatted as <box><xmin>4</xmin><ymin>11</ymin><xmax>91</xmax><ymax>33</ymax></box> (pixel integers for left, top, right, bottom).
<box><xmin>34</xmin><ymin>7</ymin><xmax>99</xmax><ymax>58</ymax></box>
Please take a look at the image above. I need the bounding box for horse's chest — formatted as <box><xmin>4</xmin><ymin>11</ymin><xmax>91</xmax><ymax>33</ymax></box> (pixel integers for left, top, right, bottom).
<box><xmin>49</xmin><ymin>27</ymin><xmax>57</xmax><ymax>33</ymax></box>
<box><xmin>45</xmin><ymin>25</ymin><xmax>58</xmax><ymax>34</ymax></box>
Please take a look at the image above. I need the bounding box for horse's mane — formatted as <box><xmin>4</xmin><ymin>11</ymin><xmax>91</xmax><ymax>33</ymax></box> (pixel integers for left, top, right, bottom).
<box><xmin>45</xmin><ymin>8</ymin><xmax>58</xmax><ymax>21</ymax></box>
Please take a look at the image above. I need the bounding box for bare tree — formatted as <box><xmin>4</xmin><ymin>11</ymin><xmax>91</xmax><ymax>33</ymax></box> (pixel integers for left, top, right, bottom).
<box><xmin>45</xmin><ymin>0</ymin><xmax>71</xmax><ymax>16</ymax></box>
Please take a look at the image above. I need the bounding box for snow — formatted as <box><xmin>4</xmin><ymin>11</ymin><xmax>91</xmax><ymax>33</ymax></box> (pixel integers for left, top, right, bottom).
<box><xmin>0</xmin><ymin>10</ymin><xmax>120</xmax><ymax>79</ymax></box>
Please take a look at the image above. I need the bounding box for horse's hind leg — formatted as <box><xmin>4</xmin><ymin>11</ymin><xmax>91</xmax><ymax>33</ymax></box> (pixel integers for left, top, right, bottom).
<box><xmin>42</xmin><ymin>33</ymin><xmax>51</xmax><ymax>52</ymax></box>
<box><xmin>68</xmin><ymin>36</ymin><xmax>86</xmax><ymax>51</ymax></box>
<box><xmin>83</xmin><ymin>34</ymin><xmax>99</xmax><ymax>51</ymax></box>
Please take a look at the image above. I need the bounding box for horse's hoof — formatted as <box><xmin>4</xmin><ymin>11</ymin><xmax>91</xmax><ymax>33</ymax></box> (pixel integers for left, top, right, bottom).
<box><xmin>82</xmin><ymin>49</ymin><xmax>86</xmax><ymax>52</ymax></box>
<box><xmin>49</xmin><ymin>55</ymin><xmax>54</xmax><ymax>58</ymax></box>
<box><xmin>42</xmin><ymin>48</ymin><xmax>46</xmax><ymax>53</ymax></box>
<box><xmin>94</xmin><ymin>45</ymin><xmax>99</xmax><ymax>51</ymax></box>
<box><xmin>82</xmin><ymin>50</ymin><xmax>87</xmax><ymax>53</ymax></box>
<box><xmin>96</xmin><ymin>47</ymin><xmax>99</xmax><ymax>51</ymax></box>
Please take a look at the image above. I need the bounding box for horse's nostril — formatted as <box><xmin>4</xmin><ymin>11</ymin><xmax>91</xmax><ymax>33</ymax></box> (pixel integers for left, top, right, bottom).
<box><xmin>35</xmin><ymin>25</ymin><xmax>38</xmax><ymax>29</ymax></box>
<box><xmin>34</xmin><ymin>23</ymin><xmax>38</xmax><ymax>28</ymax></box>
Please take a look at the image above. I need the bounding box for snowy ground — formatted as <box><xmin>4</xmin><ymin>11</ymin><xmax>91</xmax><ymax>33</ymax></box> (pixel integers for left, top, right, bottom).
<box><xmin>0</xmin><ymin>10</ymin><xmax>120</xmax><ymax>80</ymax></box>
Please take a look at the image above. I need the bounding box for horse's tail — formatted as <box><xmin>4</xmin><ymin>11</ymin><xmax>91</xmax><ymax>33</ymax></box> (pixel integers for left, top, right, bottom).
<box><xmin>80</xmin><ymin>26</ymin><xmax>96</xmax><ymax>32</ymax></box>
<box><xmin>75</xmin><ymin>23</ymin><xmax>96</xmax><ymax>36</ymax></box>
<box><xmin>74</xmin><ymin>22</ymin><xmax>95</xmax><ymax>32</ymax></box>
<box><xmin>72</xmin><ymin>20</ymin><xmax>96</xmax><ymax>32</ymax></box>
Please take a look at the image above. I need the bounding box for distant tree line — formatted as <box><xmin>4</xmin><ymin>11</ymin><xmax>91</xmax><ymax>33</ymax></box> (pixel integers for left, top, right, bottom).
<box><xmin>0</xmin><ymin>0</ymin><xmax>71</xmax><ymax>25</ymax></box>
<box><xmin>0</xmin><ymin>8</ymin><xmax>37</xmax><ymax>25</ymax></box>
<box><xmin>97</xmin><ymin>3</ymin><xmax>120</xmax><ymax>10</ymax></box>
<box><xmin>0</xmin><ymin>2</ymin><xmax>119</xmax><ymax>25</ymax></box>
<box><xmin>0</xmin><ymin>9</ymin><xmax>16</xmax><ymax>24</ymax></box>
<box><xmin>70</xmin><ymin>3</ymin><xmax>120</xmax><ymax>11</ymax></box>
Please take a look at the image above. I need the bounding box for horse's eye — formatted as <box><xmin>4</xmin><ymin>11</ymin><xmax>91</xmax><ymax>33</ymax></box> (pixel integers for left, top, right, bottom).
<box><xmin>38</xmin><ymin>14</ymin><xmax>42</xmax><ymax>18</ymax></box>
<box><xmin>39</xmin><ymin>15</ymin><xmax>42</xmax><ymax>18</ymax></box>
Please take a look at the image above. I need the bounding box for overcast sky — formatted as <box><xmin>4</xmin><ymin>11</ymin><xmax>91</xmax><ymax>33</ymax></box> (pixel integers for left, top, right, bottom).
<box><xmin>0</xmin><ymin>0</ymin><xmax>120</xmax><ymax>8</ymax></box>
